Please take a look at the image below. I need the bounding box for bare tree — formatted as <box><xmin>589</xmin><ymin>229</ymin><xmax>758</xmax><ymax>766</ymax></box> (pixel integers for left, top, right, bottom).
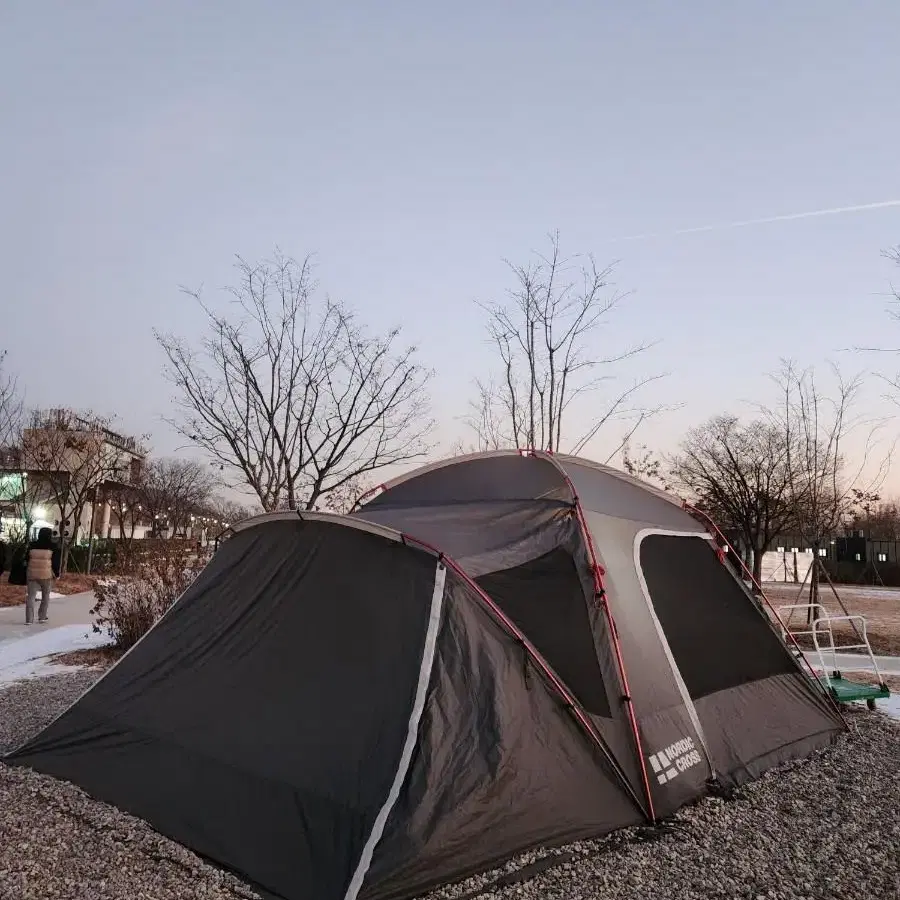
<box><xmin>457</xmin><ymin>379</ymin><xmax>513</xmax><ymax>452</ymax></box>
<box><xmin>769</xmin><ymin>361</ymin><xmax>890</xmax><ymax>609</ymax></box>
<box><xmin>100</xmin><ymin>470</ymin><xmax>157</xmax><ymax>568</ymax></box>
<box><xmin>854</xmin><ymin>245</ymin><xmax>900</xmax><ymax>393</ymax></box>
<box><xmin>140</xmin><ymin>458</ymin><xmax>217</xmax><ymax>538</ymax></box>
<box><xmin>871</xmin><ymin>245</ymin><xmax>900</xmax><ymax>397</ymax></box>
<box><xmin>313</xmin><ymin>475</ymin><xmax>372</xmax><ymax>514</ymax></box>
<box><xmin>670</xmin><ymin>415</ymin><xmax>797</xmax><ymax>588</ymax></box>
<box><xmin>157</xmin><ymin>250</ymin><xmax>433</xmax><ymax>512</ymax></box>
<box><xmin>0</xmin><ymin>351</ymin><xmax>22</xmax><ymax>451</ymax></box>
<box><xmin>0</xmin><ymin>353</ymin><xmax>28</xmax><ymax>541</ymax></box>
<box><xmin>885</xmin><ymin>243</ymin><xmax>900</xmax><ymax>303</ymax></box>
<box><xmin>21</xmin><ymin>410</ymin><xmax>135</xmax><ymax>571</ymax></box>
<box><xmin>465</xmin><ymin>233</ymin><xmax>663</xmax><ymax>457</ymax></box>
<box><xmin>202</xmin><ymin>496</ymin><xmax>257</xmax><ymax>537</ymax></box>
<box><xmin>846</xmin><ymin>490</ymin><xmax>900</xmax><ymax>539</ymax></box>
<box><xmin>621</xmin><ymin>442</ymin><xmax>670</xmax><ymax>488</ymax></box>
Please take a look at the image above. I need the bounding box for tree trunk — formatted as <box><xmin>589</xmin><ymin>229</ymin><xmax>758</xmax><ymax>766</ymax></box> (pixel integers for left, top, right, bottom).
<box><xmin>810</xmin><ymin>554</ymin><xmax>820</xmax><ymax>607</ymax></box>
<box><xmin>807</xmin><ymin>547</ymin><xmax>820</xmax><ymax>624</ymax></box>
<box><xmin>60</xmin><ymin>534</ymin><xmax>70</xmax><ymax>576</ymax></box>
<box><xmin>752</xmin><ymin>543</ymin><xmax>764</xmax><ymax>594</ymax></box>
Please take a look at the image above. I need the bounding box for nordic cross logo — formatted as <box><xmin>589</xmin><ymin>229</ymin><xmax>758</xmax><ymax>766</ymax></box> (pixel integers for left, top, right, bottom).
<box><xmin>647</xmin><ymin>737</ymin><xmax>702</xmax><ymax>785</ymax></box>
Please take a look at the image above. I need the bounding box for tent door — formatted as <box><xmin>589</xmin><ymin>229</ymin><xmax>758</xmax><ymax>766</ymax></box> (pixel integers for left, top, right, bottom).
<box><xmin>633</xmin><ymin>528</ymin><xmax>718</xmax><ymax>782</ymax></box>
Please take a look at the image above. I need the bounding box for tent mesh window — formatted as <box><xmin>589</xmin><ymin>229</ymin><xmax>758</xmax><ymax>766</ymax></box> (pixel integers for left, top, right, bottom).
<box><xmin>638</xmin><ymin>534</ymin><xmax>795</xmax><ymax>700</ymax></box>
<box><xmin>476</xmin><ymin>547</ymin><xmax>611</xmax><ymax>717</ymax></box>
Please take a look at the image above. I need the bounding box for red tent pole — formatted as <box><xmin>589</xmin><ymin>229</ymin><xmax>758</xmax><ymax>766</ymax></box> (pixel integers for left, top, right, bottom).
<box><xmin>399</xmin><ymin>532</ymin><xmax>648</xmax><ymax>817</ymax></box>
<box><xmin>535</xmin><ymin>453</ymin><xmax>657</xmax><ymax>823</ymax></box>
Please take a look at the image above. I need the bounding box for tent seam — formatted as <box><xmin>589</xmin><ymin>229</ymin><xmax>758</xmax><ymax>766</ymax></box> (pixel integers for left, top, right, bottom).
<box><xmin>399</xmin><ymin>532</ymin><xmax>646</xmax><ymax>815</ymax></box>
<box><xmin>534</xmin><ymin>451</ymin><xmax>658</xmax><ymax>823</ymax></box>
<box><xmin>343</xmin><ymin>560</ymin><xmax>447</xmax><ymax>900</ymax></box>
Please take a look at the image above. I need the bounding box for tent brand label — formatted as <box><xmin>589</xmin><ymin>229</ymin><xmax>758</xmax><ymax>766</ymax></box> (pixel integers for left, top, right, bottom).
<box><xmin>647</xmin><ymin>737</ymin><xmax>702</xmax><ymax>785</ymax></box>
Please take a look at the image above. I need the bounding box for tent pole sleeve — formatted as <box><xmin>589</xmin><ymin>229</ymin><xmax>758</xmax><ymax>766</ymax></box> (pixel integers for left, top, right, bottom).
<box><xmin>399</xmin><ymin>533</ymin><xmax>647</xmax><ymax>816</ymax></box>
<box><xmin>535</xmin><ymin>451</ymin><xmax>657</xmax><ymax>824</ymax></box>
<box><xmin>683</xmin><ymin>502</ymin><xmax>848</xmax><ymax>728</ymax></box>
<box><xmin>344</xmin><ymin>561</ymin><xmax>447</xmax><ymax>900</ymax></box>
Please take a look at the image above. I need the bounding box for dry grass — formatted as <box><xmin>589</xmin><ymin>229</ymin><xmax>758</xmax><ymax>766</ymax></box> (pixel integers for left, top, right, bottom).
<box><xmin>47</xmin><ymin>646</ymin><xmax>122</xmax><ymax>670</ymax></box>
<box><xmin>0</xmin><ymin>585</ymin><xmax>25</xmax><ymax>608</ymax></box>
<box><xmin>0</xmin><ymin>573</ymin><xmax>97</xmax><ymax>608</ymax></box>
<box><xmin>763</xmin><ymin>582</ymin><xmax>900</xmax><ymax>656</ymax></box>
<box><xmin>54</xmin><ymin>573</ymin><xmax>98</xmax><ymax>595</ymax></box>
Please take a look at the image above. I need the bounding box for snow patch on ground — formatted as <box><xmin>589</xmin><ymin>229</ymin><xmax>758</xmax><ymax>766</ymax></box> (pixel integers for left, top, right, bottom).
<box><xmin>0</xmin><ymin>625</ymin><xmax>112</xmax><ymax>688</ymax></box>
<box><xmin>876</xmin><ymin>693</ymin><xmax>900</xmax><ymax>718</ymax></box>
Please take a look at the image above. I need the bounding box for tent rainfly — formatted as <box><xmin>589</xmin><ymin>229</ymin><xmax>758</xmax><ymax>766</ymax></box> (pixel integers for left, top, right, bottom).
<box><xmin>4</xmin><ymin>451</ymin><xmax>845</xmax><ymax>900</ymax></box>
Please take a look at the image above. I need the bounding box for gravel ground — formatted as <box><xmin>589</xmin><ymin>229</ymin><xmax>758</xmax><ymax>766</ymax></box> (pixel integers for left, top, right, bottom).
<box><xmin>0</xmin><ymin>671</ymin><xmax>262</xmax><ymax>900</ymax></box>
<box><xmin>1</xmin><ymin>672</ymin><xmax>899</xmax><ymax>900</ymax></box>
<box><xmin>422</xmin><ymin>709</ymin><xmax>900</xmax><ymax>900</ymax></box>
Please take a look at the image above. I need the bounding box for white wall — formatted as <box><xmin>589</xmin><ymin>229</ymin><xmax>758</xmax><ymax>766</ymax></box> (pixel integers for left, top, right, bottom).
<box><xmin>761</xmin><ymin>549</ymin><xmax>814</xmax><ymax>583</ymax></box>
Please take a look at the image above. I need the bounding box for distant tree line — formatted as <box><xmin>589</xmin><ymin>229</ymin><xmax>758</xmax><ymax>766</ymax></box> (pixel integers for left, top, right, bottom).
<box><xmin>2</xmin><ymin>236</ymin><xmax>899</xmax><ymax>591</ymax></box>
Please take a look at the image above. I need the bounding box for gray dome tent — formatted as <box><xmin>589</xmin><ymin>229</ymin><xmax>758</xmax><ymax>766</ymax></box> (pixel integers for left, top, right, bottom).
<box><xmin>5</xmin><ymin>450</ymin><xmax>844</xmax><ymax>900</ymax></box>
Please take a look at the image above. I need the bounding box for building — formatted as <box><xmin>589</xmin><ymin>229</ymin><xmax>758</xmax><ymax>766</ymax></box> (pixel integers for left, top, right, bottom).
<box><xmin>0</xmin><ymin>409</ymin><xmax>146</xmax><ymax>544</ymax></box>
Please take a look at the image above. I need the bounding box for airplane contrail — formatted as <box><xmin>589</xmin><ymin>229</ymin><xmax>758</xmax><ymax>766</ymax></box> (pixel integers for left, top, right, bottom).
<box><xmin>617</xmin><ymin>199</ymin><xmax>900</xmax><ymax>241</ymax></box>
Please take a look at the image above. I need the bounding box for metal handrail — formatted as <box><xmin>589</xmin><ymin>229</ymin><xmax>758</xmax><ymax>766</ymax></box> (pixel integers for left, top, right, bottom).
<box><xmin>812</xmin><ymin>614</ymin><xmax>886</xmax><ymax>689</ymax></box>
<box><xmin>777</xmin><ymin>603</ymin><xmax>834</xmax><ymax>685</ymax></box>
<box><xmin>778</xmin><ymin>603</ymin><xmax>887</xmax><ymax>692</ymax></box>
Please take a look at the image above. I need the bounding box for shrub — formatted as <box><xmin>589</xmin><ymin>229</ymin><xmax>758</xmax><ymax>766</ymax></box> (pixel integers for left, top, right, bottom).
<box><xmin>91</xmin><ymin>544</ymin><xmax>204</xmax><ymax>651</ymax></box>
<box><xmin>67</xmin><ymin>539</ymin><xmax>118</xmax><ymax>575</ymax></box>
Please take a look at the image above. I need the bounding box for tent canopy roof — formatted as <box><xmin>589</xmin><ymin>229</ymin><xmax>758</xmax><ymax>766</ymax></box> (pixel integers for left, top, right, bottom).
<box><xmin>359</xmin><ymin>449</ymin><xmax>698</xmax><ymax>532</ymax></box>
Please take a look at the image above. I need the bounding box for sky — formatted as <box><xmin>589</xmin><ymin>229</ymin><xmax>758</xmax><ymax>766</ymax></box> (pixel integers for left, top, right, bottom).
<box><xmin>2</xmin><ymin>2</ymin><xmax>900</xmax><ymax>492</ymax></box>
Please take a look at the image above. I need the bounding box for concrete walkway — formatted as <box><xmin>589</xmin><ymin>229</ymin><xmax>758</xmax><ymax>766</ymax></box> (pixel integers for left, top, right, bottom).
<box><xmin>802</xmin><ymin>651</ymin><xmax>900</xmax><ymax>676</ymax></box>
<box><xmin>0</xmin><ymin>591</ymin><xmax>97</xmax><ymax>644</ymax></box>
<box><xmin>0</xmin><ymin>591</ymin><xmax>110</xmax><ymax>687</ymax></box>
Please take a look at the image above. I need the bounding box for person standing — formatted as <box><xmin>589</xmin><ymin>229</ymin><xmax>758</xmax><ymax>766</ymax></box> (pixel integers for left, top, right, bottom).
<box><xmin>25</xmin><ymin>527</ymin><xmax>61</xmax><ymax>625</ymax></box>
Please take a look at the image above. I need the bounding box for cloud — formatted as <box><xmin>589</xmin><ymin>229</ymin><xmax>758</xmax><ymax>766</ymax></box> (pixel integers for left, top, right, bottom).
<box><xmin>617</xmin><ymin>199</ymin><xmax>900</xmax><ymax>242</ymax></box>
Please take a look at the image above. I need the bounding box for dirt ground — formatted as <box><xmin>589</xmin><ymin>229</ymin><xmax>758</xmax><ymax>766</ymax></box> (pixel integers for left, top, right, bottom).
<box><xmin>762</xmin><ymin>581</ymin><xmax>900</xmax><ymax>656</ymax></box>
<box><xmin>841</xmin><ymin>670</ymin><xmax>900</xmax><ymax>691</ymax></box>
<box><xmin>0</xmin><ymin>573</ymin><xmax>96</xmax><ymax>608</ymax></box>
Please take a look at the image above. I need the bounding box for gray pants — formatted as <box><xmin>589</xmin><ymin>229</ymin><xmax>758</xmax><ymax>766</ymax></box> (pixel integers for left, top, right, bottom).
<box><xmin>26</xmin><ymin>579</ymin><xmax>52</xmax><ymax>624</ymax></box>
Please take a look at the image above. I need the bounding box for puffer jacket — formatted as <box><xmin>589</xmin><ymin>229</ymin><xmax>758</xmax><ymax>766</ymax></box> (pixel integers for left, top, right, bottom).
<box><xmin>26</xmin><ymin>548</ymin><xmax>55</xmax><ymax>582</ymax></box>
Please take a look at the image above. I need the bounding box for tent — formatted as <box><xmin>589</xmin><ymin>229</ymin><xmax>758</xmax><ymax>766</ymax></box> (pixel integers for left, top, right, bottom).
<box><xmin>5</xmin><ymin>450</ymin><xmax>844</xmax><ymax>900</ymax></box>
